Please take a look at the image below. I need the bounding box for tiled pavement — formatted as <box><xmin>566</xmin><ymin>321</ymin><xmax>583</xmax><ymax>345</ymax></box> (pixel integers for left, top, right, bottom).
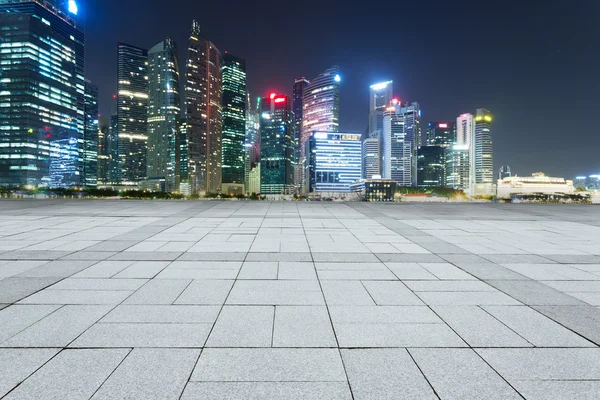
<box><xmin>1</xmin><ymin>201</ymin><xmax>600</xmax><ymax>399</ymax></box>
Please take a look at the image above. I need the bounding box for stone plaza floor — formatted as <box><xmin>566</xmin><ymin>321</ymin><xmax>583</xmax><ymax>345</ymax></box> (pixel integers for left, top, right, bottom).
<box><xmin>1</xmin><ymin>200</ymin><xmax>600</xmax><ymax>399</ymax></box>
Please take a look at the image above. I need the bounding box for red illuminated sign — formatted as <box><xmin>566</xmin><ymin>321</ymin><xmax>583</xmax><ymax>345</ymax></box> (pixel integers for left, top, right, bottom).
<box><xmin>269</xmin><ymin>93</ymin><xmax>276</xmax><ymax>99</ymax></box>
<box><xmin>438</xmin><ymin>123</ymin><xmax>448</xmax><ymax>128</ymax></box>
<box><xmin>274</xmin><ymin>97</ymin><xmax>285</xmax><ymax>103</ymax></box>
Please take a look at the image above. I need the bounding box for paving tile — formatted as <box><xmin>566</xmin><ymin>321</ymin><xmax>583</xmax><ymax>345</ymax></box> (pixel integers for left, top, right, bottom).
<box><xmin>244</xmin><ymin>252</ymin><xmax>313</xmax><ymax>262</ymax></box>
<box><xmin>482</xmin><ymin>305</ymin><xmax>595</xmax><ymax>347</ymax></box>
<box><xmin>315</xmin><ymin>262</ymin><xmax>398</xmax><ymax>280</ymax></box>
<box><xmin>273</xmin><ymin>306</ymin><xmax>337</xmax><ymax>347</ymax></box>
<box><xmin>101</xmin><ymin>305</ymin><xmax>220</xmax><ymax>323</ymax></box>
<box><xmin>178</xmin><ymin>252</ymin><xmax>247</xmax><ymax>261</ymax></box>
<box><xmin>409</xmin><ymin>348</ymin><xmax>522</xmax><ymax>399</ymax></box>
<box><xmin>509</xmin><ymin>381</ymin><xmax>600</xmax><ymax>400</ymax></box>
<box><xmin>91</xmin><ymin>348</ymin><xmax>200</xmax><ymax>400</ymax></box>
<box><xmin>362</xmin><ymin>281</ymin><xmax>424</xmax><ymax>305</ymax></box>
<box><xmin>15</xmin><ymin>260</ymin><xmax>97</xmax><ymax>278</ymax></box>
<box><xmin>417</xmin><ymin>291</ymin><xmax>522</xmax><ymax>305</ymax></box>
<box><xmin>19</xmin><ymin>289</ymin><xmax>133</xmax><ymax>305</ymax></box>
<box><xmin>0</xmin><ymin>348</ymin><xmax>60</xmax><ymax>398</ymax></box>
<box><xmin>60</xmin><ymin>251</ymin><xmax>117</xmax><ymax>261</ymax></box>
<box><xmin>334</xmin><ymin>322</ymin><xmax>465</xmax><ymax>347</ymax></box>
<box><xmin>48</xmin><ymin>278</ymin><xmax>147</xmax><ymax>291</ymax></box>
<box><xmin>191</xmin><ymin>348</ymin><xmax>347</xmax><ymax>382</ymax></box>
<box><xmin>112</xmin><ymin>261</ymin><xmax>170</xmax><ymax>278</ymax></box>
<box><xmin>432</xmin><ymin>306</ymin><xmax>532</xmax><ymax>347</ymax></box>
<box><xmin>487</xmin><ymin>280</ymin><xmax>585</xmax><ymax>306</ymax></box>
<box><xmin>226</xmin><ymin>280</ymin><xmax>323</xmax><ymax>305</ymax></box>
<box><xmin>174</xmin><ymin>280</ymin><xmax>234</xmax><ymax>305</ymax></box>
<box><xmin>71</xmin><ymin>261</ymin><xmax>135</xmax><ymax>278</ymax></box>
<box><xmin>385</xmin><ymin>262</ymin><xmax>438</xmax><ymax>280</ymax></box>
<box><xmin>404</xmin><ymin>280</ymin><xmax>496</xmax><ymax>292</ymax></box>
<box><xmin>124</xmin><ymin>279</ymin><xmax>191</xmax><ymax>304</ymax></box>
<box><xmin>321</xmin><ymin>281</ymin><xmax>376</xmax><ymax>305</ymax></box>
<box><xmin>532</xmin><ymin>305</ymin><xmax>600</xmax><ymax>345</ymax></box>
<box><xmin>451</xmin><ymin>262</ymin><xmax>530</xmax><ymax>280</ymax></box>
<box><xmin>477</xmin><ymin>348</ymin><xmax>600</xmax><ymax>380</ymax></box>
<box><xmin>0</xmin><ymin>305</ymin><xmax>61</xmax><ymax>343</ymax></box>
<box><xmin>0</xmin><ymin>277</ymin><xmax>62</xmax><ymax>303</ymax></box>
<box><xmin>277</xmin><ymin>262</ymin><xmax>317</xmax><ymax>280</ymax></box>
<box><xmin>1</xmin><ymin>305</ymin><xmax>112</xmax><ymax>347</ymax></box>
<box><xmin>181</xmin><ymin>382</ymin><xmax>352</xmax><ymax>400</ymax></box>
<box><xmin>419</xmin><ymin>262</ymin><xmax>477</xmax><ymax>280</ymax></box>
<box><xmin>3</xmin><ymin>349</ymin><xmax>129</xmax><ymax>400</ymax></box>
<box><xmin>70</xmin><ymin>323</ymin><xmax>211</xmax><ymax>348</ymax></box>
<box><xmin>206</xmin><ymin>306</ymin><xmax>274</xmax><ymax>347</ymax></box>
<box><xmin>341</xmin><ymin>349</ymin><xmax>435</xmax><ymax>399</ymax></box>
<box><xmin>237</xmin><ymin>261</ymin><xmax>278</xmax><ymax>279</ymax></box>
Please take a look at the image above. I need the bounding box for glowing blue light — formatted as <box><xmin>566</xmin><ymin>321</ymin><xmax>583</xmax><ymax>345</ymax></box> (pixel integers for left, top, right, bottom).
<box><xmin>334</xmin><ymin>74</ymin><xmax>341</xmax><ymax>83</ymax></box>
<box><xmin>68</xmin><ymin>0</ymin><xmax>78</xmax><ymax>15</ymax></box>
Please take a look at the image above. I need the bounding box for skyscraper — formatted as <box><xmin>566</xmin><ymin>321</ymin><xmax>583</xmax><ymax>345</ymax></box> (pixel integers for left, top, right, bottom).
<box><xmin>185</xmin><ymin>20</ymin><xmax>222</xmax><ymax>194</ymax></box>
<box><xmin>221</xmin><ymin>53</ymin><xmax>247</xmax><ymax>194</ymax></box>
<box><xmin>475</xmin><ymin>108</ymin><xmax>493</xmax><ymax>185</ymax></box>
<box><xmin>97</xmin><ymin>116</ymin><xmax>110</xmax><ymax>185</ymax></box>
<box><xmin>426</xmin><ymin>122</ymin><xmax>455</xmax><ymax>147</ymax></box>
<box><xmin>117</xmin><ymin>43</ymin><xmax>148</xmax><ymax>185</ymax></box>
<box><xmin>382</xmin><ymin>106</ymin><xmax>412</xmax><ymax>186</ymax></box>
<box><xmin>0</xmin><ymin>0</ymin><xmax>84</xmax><ymax>187</ymax></box>
<box><xmin>369</xmin><ymin>81</ymin><xmax>393</xmax><ymax>136</ymax></box>
<box><xmin>83</xmin><ymin>81</ymin><xmax>99</xmax><ymax>187</ymax></box>
<box><xmin>363</xmin><ymin>137</ymin><xmax>380</xmax><ymax>179</ymax></box>
<box><xmin>445</xmin><ymin>145</ymin><xmax>470</xmax><ymax>190</ymax></box>
<box><xmin>301</xmin><ymin>66</ymin><xmax>340</xmax><ymax>192</ymax></box>
<box><xmin>417</xmin><ymin>146</ymin><xmax>445</xmax><ymax>187</ymax></box>
<box><xmin>456</xmin><ymin>113</ymin><xmax>476</xmax><ymax>192</ymax></box>
<box><xmin>260</xmin><ymin>94</ymin><xmax>294</xmax><ymax>194</ymax></box>
<box><xmin>244</xmin><ymin>94</ymin><xmax>260</xmax><ymax>193</ymax></box>
<box><xmin>305</xmin><ymin>132</ymin><xmax>362</xmax><ymax>193</ymax></box>
<box><xmin>146</xmin><ymin>38</ymin><xmax>181</xmax><ymax>192</ymax></box>
<box><xmin>292</xmin><ymin>78</ymin><xmax>309</xmax><ymax>191</ymax></box>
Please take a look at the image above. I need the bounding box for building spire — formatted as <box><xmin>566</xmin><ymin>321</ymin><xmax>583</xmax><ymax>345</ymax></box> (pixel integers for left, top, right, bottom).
<box><xmin>191</xmin><ymin>20</ymin><xmax>200</xmax><ymax>36</ymax></box>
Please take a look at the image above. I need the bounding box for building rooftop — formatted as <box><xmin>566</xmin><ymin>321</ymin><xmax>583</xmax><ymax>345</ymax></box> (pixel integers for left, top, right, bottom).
<box><xmin>1</xmin><ymin>201</ymin><xmax>599</xmax><ymax>398</ymax></box>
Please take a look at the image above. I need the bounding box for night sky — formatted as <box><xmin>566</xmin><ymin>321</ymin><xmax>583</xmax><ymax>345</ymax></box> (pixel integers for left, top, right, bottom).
<box><xmin>85</xmin><ymin>0</ymin><xmax>600</xmax><ymax>178</ymax></box>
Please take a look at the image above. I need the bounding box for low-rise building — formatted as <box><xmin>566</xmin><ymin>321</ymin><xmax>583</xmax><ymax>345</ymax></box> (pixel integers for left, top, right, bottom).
<box><xmin>497</xmin><ymin>173</ymin><xmax>574</xmax><ymax>199</ymax></box>
<box><xmin>351</xmin><ymin>179</ymin><xmax>396</xmax><ymax>202</ymax></box>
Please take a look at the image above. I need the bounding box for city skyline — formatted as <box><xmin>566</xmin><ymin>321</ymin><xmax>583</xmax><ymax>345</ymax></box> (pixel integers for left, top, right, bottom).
<box><xmin>83</xmin><ymin>0</ymin><xmax>600</xmax><ymax>178</ymax></box>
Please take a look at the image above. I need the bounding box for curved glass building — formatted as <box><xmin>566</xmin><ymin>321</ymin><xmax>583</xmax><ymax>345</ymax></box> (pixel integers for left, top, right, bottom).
<box><xmin>300</xmin><ymin>66</ymin><xmax>340</xmax><ymax>192</ymax></box>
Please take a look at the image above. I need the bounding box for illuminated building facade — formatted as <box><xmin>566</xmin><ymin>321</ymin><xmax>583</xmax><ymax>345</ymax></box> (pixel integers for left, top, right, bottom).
<box><xmin>117</xmin><ymin>43</ymin><xmax>148</xmax><ymax>184</ymax></box>
<box><xmin>456</xmin><ymin>113</ymin><xmax>475</xmax><ymax>191</ymax></box>
<box><xmin>292</xmin><ymin>78</ymin><xmax>309</xmax><ymax>191</ymax></box>
<box><xmin>185</xmin><ymin>20</ymin><xmax>222</xmax><ymax>194</ymax></box>
<box><xmin>146</xmin><ymin>38</ymin><xmax>180</xmax><ymax>192</ymax></box>
<box><xmin>0</xmin><ymin>0</ymin><xmax>84</xmax><ymax>187</ymax></box>
<box><xmin>260</xmin><ymin>94</ymin><xmax>294</xmax><ymax>194</ymax></box>
<box><xmin>369</xmin><ymin>81</ymin><xmax>393</xmax><ymax>136</ymax></box>
<box><xmin>244</xmin><ymin>94</ymin><xmax>259</xmax><ymax>193</ymax></box>
<box><xmin>97</xmin><ymin>116</ymin><xmax>110</xmax><ymax>184</ymax></box>
<box><xmin>382</xmin><ymin>106</ymin><xmax>412</xmax><ymax>186</ymax></box>
<box><xmin>475</xmin><ymin>108</ymin><xmax>493</xmax><ymax>184</ymax></box>
<box><xmin>426</xmin><ymin>121</ymin><xmax>455</xmax><ymax>147</ymax></box>
<box><xmin>445</xmin><ymin>145</ymin><xmax>470</xmax><ymax>190</ymax></box>
<box><xmin>221</xmin><ymin>53</ymin><xmax>246</xmax><ymax>193</ymax></box>
<box><xmin>497</xmin><ymin>173</ymin><xmax>574</xmax><ymax>199</ymax></box>
<box><xmin>305</xmin><ymin>132</ymin><xmax>362</xmax><ymax>193</ymax></box>
<box><xmin>83</xmin><ymin>81</ymin><xmax>98</xmax><ymax>186</ymax></box>
<box><xmin>417</xmin><ymin>146</ymin><xmax>445</xmax><ymax>187</ymax></box>
<box><xmin>301</xmin><ymin>66</ymin><xmax>340</xmax><ymax>163</ymax></box>
<box><xmin>362</xmin><ymin>137</ymin><xmax>380</xmax><ymax>179</ymax></box>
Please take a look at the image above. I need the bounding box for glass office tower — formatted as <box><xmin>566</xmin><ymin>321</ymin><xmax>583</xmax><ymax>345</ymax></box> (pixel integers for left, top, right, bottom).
<box><xmin>221</xmin><ymin>53</ymin><xmax>246</xmax><ymax>194</ymax></box>
<box><xmin>260</xmin><ymin>94</ymin><xmax>293</xmax><ymax>194</ymax></box>
<box><xmin>117</xmin><ymin>42</ymin><xmax>148</xmax><ymax>185</ymax></box>
<box><xmin>185</xmin><ymin>20</ymin><xmax>222</xmax><ymax>194</ymax></box>
<box><xmin>83</xmin><ymin>80</ymin><xmax>98</xmax><ymax>187</ymax></box>
<box><xmin>0</xmin><ymin>0</ymin><xmax>84</xmax><ymax>187</ymax></box>
<box><xmin>146</xmin><ymin>38</ymin><xmax>181</xmax><ymax>192</ymax></box>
